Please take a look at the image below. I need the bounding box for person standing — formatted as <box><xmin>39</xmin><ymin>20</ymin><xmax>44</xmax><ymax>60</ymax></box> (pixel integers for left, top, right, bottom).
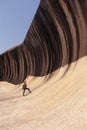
<box><xmin>22</xmin><ymin>81</ymin><xmax>31</xmax><ymax>96</ymax></box>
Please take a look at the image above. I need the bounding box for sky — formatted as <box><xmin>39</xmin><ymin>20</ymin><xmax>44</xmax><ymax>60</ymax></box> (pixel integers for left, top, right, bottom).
<box><xmin>0</xmin><ymin>0</ymin><xmax>40</xmax><ymax>54</ymax></box>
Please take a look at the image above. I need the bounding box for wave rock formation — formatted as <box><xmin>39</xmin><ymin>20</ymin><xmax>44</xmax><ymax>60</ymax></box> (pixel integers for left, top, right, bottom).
<box><xmin>0</xmin><ymin>0</ymin><xmax>87</xmax><ymax>84</ymax></box>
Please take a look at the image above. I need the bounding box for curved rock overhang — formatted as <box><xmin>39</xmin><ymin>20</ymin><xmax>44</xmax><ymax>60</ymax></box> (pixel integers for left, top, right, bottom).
<box><xmin>0</xmin><ymin>0</ymin><xmax>87</xmax><ymax>84</ymax></box>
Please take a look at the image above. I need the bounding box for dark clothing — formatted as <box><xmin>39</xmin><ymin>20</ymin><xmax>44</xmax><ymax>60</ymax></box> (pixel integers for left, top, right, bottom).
<box><xmin>22</xmin><ymin>83</ymin><xmax>31</xmax><ymax>96</ymax></box>
<box><xmin>22</xmin><ymin>84</ymin><xmax>27</xmax><ymax>90</ymax></box>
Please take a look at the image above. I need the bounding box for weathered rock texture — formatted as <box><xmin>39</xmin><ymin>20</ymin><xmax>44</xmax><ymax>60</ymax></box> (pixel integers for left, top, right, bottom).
<box><xmin>0</xmin><ymin>0</ymin><xmax>87</xmax><ymax>84</ymax></box>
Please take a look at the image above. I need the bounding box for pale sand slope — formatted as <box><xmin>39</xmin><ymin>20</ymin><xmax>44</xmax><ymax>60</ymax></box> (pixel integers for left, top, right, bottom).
<box><xmin>0</xmin><ymin>56</ymin><xmax>87</xmax><ymax>130</ymax></box>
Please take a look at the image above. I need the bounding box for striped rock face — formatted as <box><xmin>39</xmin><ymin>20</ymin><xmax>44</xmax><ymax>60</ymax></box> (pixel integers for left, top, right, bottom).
<box><xmin>0</xmin><ymin>0</ymin><xmax>87</xmax><ymax>84</ymax></box>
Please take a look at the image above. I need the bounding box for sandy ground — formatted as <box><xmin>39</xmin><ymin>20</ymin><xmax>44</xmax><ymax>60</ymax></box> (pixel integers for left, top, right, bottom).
<box><xmin>0</xmin><ymin>56</ymin><xmax>87</xmax><ymax>130</ymax></box>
